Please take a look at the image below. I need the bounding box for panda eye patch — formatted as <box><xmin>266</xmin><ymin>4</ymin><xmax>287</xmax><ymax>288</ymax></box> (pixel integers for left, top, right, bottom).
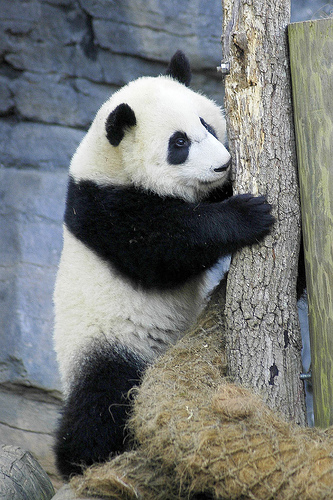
<box><xmin>168</xmin><ymin>131</ymin><xmax>190</xmax><ymax>165</ymax></box>
<box><xmin>200</xmin><ymin>117</ymin><xmax>218</xmax><ymax>139</ymax></box>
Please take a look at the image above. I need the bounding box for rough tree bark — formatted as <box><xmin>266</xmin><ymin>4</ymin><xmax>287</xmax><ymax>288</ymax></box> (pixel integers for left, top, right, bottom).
<box><xmin>222</xmin><ymin>0</ymin><xmax>306</xmax><ymax>424</ymax></box>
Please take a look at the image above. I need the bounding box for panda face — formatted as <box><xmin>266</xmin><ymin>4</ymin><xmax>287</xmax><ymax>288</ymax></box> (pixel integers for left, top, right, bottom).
<box><xmin>69</xmin><ymin>76</ymin><xmax>231</xmax><ymax>202</ymax></box>
<box><xmin>134</xmin><ymin>96</ymin><xmax>231</xmax><ymax>201</ymax></box>
<box><xmin>167</xmin><ymin>118</ymin><xmax>223</xmax><ymax>166</ymax></box>
<box><xmin>165</xmin><ymin>115</ymin><xmax>231</xmax><ymax>198</ymax></box>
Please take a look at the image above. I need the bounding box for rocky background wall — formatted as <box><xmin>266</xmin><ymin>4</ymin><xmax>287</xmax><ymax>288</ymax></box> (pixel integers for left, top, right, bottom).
<box><xmin>0</xmin><ymin>0</ymin><xmax>331</xmax><ymax>491</ymax></box>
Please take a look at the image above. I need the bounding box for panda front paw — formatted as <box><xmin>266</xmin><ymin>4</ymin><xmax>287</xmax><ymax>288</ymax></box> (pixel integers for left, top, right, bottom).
<box><xmin>226</xmin><ymin>193</ymin><xmax>275</xmax><ymax>244</ymax></box>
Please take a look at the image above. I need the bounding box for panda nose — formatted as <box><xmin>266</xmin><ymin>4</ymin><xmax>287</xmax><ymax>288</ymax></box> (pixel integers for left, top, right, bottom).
<box><xmin>214</xmin><ymin>158</ymin><xmax>231</xmax><ymax>172</ymax></box>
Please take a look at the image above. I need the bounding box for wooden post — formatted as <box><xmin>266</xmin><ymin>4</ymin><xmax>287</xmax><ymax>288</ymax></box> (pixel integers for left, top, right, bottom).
<box><xmin>289</xmin><ymin>19</ymin><xmax>333</xmax><ymax>427</ymax></box>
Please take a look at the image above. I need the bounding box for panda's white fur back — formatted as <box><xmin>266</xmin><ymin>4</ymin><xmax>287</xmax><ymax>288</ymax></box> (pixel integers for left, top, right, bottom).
<box><xmin>54</xmin><ymin>226</ymin><xmax>209</xmax><ymax>394</ymax></box>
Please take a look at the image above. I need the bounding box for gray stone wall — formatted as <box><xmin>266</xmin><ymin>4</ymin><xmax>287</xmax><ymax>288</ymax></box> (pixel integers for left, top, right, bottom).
<box><xmin>0</xmin><ymin>0</ymin><xmax>225</xmax><ymax>486</ymax></box>
<box><xmin>0</xmin><ymin>0</ymin><xmax>329</xmax><ymax>489</ymax></box>
<box><xmin>0</xmin><ymin>0</ymin><xmax>227</xmax><ymax>395</ymax></box>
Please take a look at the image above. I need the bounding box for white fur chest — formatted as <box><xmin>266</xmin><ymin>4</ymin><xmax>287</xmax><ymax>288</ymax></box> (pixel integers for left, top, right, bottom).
<box><xmin>53</xmin><ymin>228</ymin><xmax>208</xmax><ymax>391</ymax></box>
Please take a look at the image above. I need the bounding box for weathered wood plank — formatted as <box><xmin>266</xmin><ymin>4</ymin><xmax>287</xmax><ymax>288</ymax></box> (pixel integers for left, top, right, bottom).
<box><xmin>289</xmin><ymin>18</ymin><xmax>333</xmax><ymax>427</ymax></box>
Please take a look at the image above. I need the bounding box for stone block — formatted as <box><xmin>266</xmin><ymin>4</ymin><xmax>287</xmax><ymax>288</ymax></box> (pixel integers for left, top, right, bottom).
<box><xmin>0</xmin><ymin>121</ymin><xmax>83</xmax><ymax>170</ymax></box>
<box><xmin>0</xmin><ymin>0</ymin><xmax>40</xmax><ymax>36</ymax></box>
<box><xmin>1</xmin><ymin>1</ymin><xmax>101</xmax><ymax>81</ymax></box>
<box><xmin>98</xmin><ymin>51</ymin><xmax>165</xmax><ymax>86</ymax></box>
<box><xmin>12</xmin><ymin>73</ymin><xmax>117</xmax><ymax>128</ymax></box>
<box><xmin>0</xmin><ymin>76</ymin><xmax>14</xmax><ymax>115</ymax></box>
<box><xmin>91</xmin><ymin>0</ymin><xmax>222</xmax><ymax>67</ymax></box>
<box><xmin>0</xmin><ymin>390</ymin><xmax>62</xmax><ymax>489</ymax></box>
<box><xmin>0</xmin><ymin>167</ymin><xmax>68</xmax><ymax>392</ymax></box>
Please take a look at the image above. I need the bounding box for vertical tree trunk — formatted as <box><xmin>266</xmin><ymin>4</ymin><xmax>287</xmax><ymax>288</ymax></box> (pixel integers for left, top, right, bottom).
<box><xmin>222</xmin><ymin>0</ymin><xmax>306</xmax><ymax>424</ymax></box>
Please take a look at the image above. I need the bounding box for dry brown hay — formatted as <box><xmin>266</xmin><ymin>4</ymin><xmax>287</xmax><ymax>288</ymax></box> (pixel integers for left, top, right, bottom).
<box><xmin>71</xmin><ymin>282</ymin><xmax>333</xmax><ymax>499</ymax></box>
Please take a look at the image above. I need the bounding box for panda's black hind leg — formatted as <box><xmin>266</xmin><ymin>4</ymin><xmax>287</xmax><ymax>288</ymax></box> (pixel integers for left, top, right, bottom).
<box><xmin>54</xmin><ymin>340</ymin><xmax>146</xmax><ymax>479</ymax></box>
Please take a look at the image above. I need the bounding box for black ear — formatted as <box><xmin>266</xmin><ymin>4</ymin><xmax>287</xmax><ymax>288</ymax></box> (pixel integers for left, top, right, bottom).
<box><xmin>166</xmin><ymin>50</ymin><xmax>192</xmax><ymax>87</ymax></box>
<box><xmin>105</xmin><ymin>103</ymin><xmax>137</xmax><ymax>146</ymax></box>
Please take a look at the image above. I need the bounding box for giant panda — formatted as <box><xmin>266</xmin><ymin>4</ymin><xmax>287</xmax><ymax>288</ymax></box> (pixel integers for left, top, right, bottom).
<box><xmin>53</xmin><ymin>50</ymin><xmax>274</xmax><ymax>479</ymax></box>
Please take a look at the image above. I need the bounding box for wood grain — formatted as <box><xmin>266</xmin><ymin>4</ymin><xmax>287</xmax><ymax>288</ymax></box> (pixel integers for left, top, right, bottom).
<box><xmin>289</xmin><ymin>18</ymin><xmax>333</xmax><ymax>427</ymax></box>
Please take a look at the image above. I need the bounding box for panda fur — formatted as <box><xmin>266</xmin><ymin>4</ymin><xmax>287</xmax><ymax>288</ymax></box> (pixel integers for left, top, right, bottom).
<box><xmin>53</xmin><ymin>50</ymin><xmax>274</xmax><ymax>479</ymax></box>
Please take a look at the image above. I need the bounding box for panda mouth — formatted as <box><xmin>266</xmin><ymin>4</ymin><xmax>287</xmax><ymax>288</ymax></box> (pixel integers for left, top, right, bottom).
<box><xmin>196</xmin><ymin>169</ymin><xmax>230</xmax><ymax>187</ymax></box>
<box><xmin>198</xmin><ymin>162</ymin><xmax>231</xmax><ymax>185</ymax></box>
<box><xmin>198</xmin><ymin>177</ymin><xmax>227</xmax><ymax>186</ymax></box>
<box><xmin>214</xmin><ymin>158</ymin><xmax>231</xmax><ymax>172</ymax></box>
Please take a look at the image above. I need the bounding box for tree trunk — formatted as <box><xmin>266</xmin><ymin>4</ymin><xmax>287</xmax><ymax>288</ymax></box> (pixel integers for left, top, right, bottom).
<box><xmin>222</xmin><ymin>0</ymin><xmax>306</xmax><ymax>425</ymax></box>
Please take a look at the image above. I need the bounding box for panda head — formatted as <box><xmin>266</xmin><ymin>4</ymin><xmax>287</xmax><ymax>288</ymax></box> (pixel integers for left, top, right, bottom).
<box><xmin>70</xmin><ymin>51</ymin><xmax>231</xmax><ymax>202</ymax></box>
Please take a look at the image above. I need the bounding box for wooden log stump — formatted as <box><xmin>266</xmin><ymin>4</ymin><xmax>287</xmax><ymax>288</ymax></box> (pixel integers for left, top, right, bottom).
<box><xmin>0</xmin><ymin>444</ymin><xmax>54</xmax><ymax>499</ymax></box>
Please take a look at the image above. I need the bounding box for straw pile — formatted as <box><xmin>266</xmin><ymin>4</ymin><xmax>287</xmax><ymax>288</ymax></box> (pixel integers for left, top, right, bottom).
<box><xmin>71</xmin><ymin>281</ymin><xmax>333</xmax><ymax>499</ymax></box>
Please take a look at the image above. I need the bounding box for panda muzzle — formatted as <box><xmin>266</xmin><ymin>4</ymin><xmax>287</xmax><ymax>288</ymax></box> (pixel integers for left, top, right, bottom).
<box><xmin>214</xmin><ymin>158</ymin><xmax>231</xmax><ymax>172</ymax></box>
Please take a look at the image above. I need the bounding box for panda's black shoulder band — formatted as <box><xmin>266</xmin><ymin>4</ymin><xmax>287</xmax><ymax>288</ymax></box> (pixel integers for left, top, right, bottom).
<box><xmin>64</xmin><ymin>177</ymin><xmax>273</xmax><ymax>289</ymax></box>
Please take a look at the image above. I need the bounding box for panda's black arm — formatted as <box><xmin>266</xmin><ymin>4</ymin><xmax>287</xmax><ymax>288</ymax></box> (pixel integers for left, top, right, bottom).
<box><xmin>65</xmin><ymin>177</ymin><xmax>274</xmax><ymax>289</ymax></box>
